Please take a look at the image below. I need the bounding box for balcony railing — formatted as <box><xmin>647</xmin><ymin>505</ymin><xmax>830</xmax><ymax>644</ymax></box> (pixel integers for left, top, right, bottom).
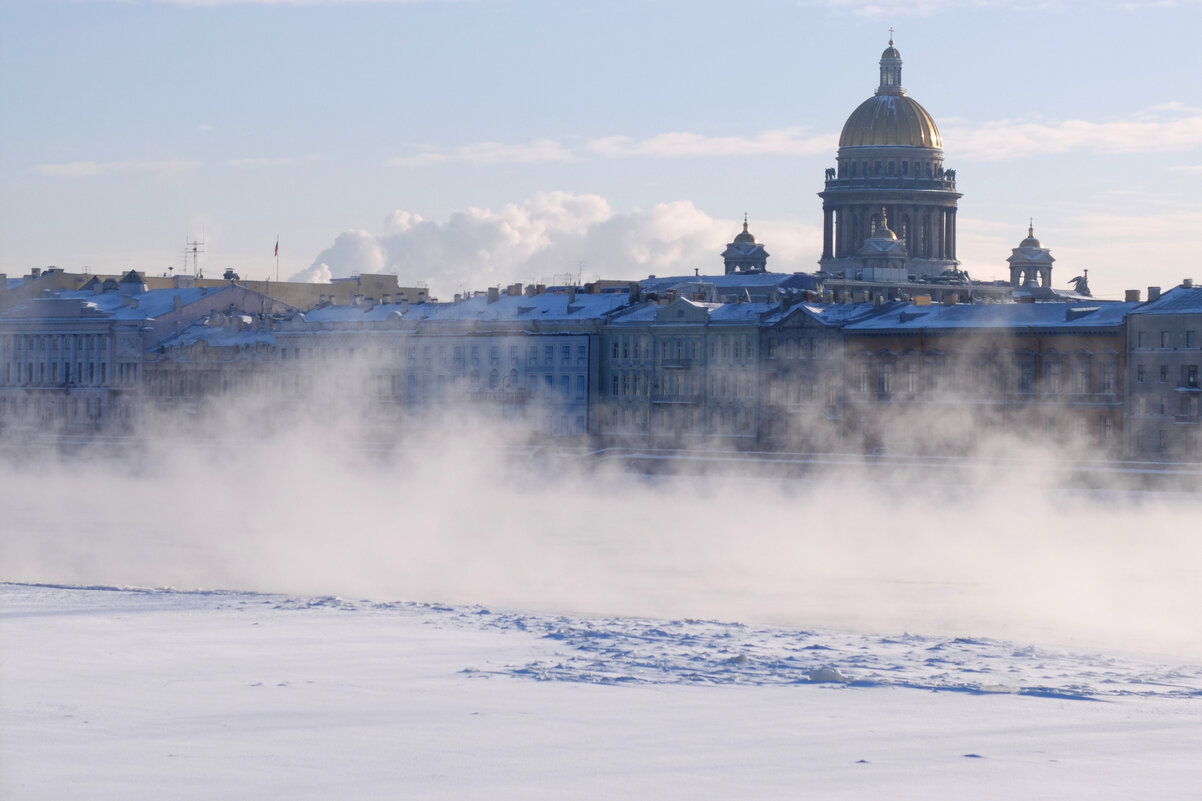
<box><xmin>650</xmin><ymin>393</ymin><xmax>700</xmax><ymax>405</ymax></box>
<box><xmin>468</xmin><ymin>389</ymin><xmax>528</xmax><ymax>404</ymax></box>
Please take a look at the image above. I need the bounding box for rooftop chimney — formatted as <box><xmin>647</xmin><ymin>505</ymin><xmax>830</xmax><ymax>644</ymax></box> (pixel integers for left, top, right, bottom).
<box><xmin>1148</xmin><ymin>286</ymin><xmax>1162</xmax><ymax>302</ymax></box>
<box><xmin>487</xmin><ymin>286</ymin><xmax>500</xmax><ymax>303</ymax></box>
<box><xmin>1184</xmin><ymin>278</ymin><xmax>1195</xmax><ymax>289</ymax></box>
<box><xmin>1125</xmin><ymin>289</ymin><xmax>1141</xmax><ymax>302</ymax></box>
<box><xmin>30</xmin><ymin>267</ymin><xmax>41</xmax><ymax>279</ymax></box>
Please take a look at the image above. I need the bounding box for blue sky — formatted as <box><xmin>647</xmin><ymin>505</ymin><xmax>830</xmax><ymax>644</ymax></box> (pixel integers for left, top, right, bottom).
<box><xmin>2</xmin><ymin>0</ymin><xmax>1200</xmax><ymax>299</ymax></box>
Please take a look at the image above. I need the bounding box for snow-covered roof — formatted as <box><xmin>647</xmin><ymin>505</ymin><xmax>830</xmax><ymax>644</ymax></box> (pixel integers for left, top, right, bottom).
<box><xmin>301</xmin><ymin>302</ymin><xmax>407</xmax><ymax>323</ymax></box>
<box><xmin>640</xmin><ymin>272</ymin><xmax>821</xmax><ymax>295</ymax></box>
<box><xmin>1129</xmin><ymin>285</ymin><xmax>1202</xmax><ymax>315</ymax></box>
<box><xmin>708</xmin><ymin>302</ymin><xmax>777</xmax><ymax>323</ymax></box>
<box><xmin>845</xmin><ymin>301</ymin><xmax>1139</xmax><ymax>333</ymax></box>
<box><xmin>2</xmin><ymin>286</ymin><xmax>231</xmax><ymax>321</ymax></box>
<box><xmin>761</xmin><ymin>301</ymin><xmax>887</xmax><ymax>327</ymax></box>
<box><xmin>158</xmin><ymin>323</ymin><xmax>277</xmax><ymax>349</ymax></box>
<box><xmin>403</xmin><ymin>292</ymin><xmax>630</xmax><ymax>323</ymax></box>
<box><xmin>606</xmin><ymin>299</ymin><xmax>777</xmax><ymax>327</ymax></box>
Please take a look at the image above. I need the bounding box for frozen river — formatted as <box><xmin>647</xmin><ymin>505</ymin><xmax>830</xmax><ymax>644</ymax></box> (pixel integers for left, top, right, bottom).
<box><xmin>3</xmin><ymin>582</ymin><xmax>1201</xmax><ymax>800</ymax></box>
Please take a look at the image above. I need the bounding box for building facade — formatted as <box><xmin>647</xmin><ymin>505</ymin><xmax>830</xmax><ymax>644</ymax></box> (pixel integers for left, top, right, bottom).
<box><xmin>1124</xmin><ymin>283</ymin><xmax>1202</xmax><ymax>458</ymax></box>
<box><xmin>0</xmin><ymin>279</ymin><xmax>292</xmax><ymax>434</ymax></box>
<box><xmin>841</xmin><ymin>301</ymin><xmax>1136</xmax><ymax>455</ymax></box>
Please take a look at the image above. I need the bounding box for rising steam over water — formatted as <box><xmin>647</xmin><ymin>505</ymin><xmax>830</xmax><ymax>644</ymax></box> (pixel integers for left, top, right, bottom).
<box><xmin>3</xmin><ymin>399</ymin><xmax>1201</xmax><ymax>661</ymax></box>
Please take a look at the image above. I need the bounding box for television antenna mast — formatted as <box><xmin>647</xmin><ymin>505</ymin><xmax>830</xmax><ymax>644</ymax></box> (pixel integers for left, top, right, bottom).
<box><xmin>184</xmin><ymin>237</ymin><xmax>205</xmax><ymax>278</ymax></box>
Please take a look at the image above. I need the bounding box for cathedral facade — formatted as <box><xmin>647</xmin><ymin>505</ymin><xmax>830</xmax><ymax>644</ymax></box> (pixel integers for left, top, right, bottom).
<box><xmin>818</xmin><ymin>39</ymin><xmax>961</xmax><ymax>281</ymax></box>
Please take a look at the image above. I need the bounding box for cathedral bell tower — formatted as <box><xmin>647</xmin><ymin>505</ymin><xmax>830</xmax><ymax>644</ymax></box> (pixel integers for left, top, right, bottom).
<box><xmin>721</xmin><ymin>216</ymin><xmax>769</xmax><ymax>275</ymax></box>
<box><xmin>818</xmin><ymin>37</ymin><xmax>961</xmax><ymax>280</ymax></box>
<box><xmin>1007</xmin><ymin>222</ymin><xmax>1055</xmax><ymax>292</ymax></box>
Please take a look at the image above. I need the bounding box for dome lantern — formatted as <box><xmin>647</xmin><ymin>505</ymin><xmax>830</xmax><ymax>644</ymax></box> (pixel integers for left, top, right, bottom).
<box><xmin>733</xmin><ymin>213</ymin><xmax>756</xmax><ymax>244</ymax></box>
<box><xmin>878</xmin><ymin>32</ymin><xmax>903</xmax><ymax>95</ymax></box>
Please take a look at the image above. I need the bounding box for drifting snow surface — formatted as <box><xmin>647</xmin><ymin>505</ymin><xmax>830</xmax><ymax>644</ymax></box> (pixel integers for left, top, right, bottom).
<box><xmin>3</xmin><ymin>583</ymin><xmax>1201</xmax><ymax>800</ymax></box>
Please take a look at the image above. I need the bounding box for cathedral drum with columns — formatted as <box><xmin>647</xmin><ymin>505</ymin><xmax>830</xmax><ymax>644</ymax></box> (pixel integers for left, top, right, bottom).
<box><xmin>819</xmin><ymin>38</ymin><xmax>961</xmax><ymax>280</ymax></box>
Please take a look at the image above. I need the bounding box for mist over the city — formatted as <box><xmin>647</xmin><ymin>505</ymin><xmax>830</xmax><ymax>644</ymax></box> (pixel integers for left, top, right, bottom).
<box><xmin>4</xmin><ymin>2</ymin><xmax>1202</xmax><ymax>799</ymax></box>
<box><xmin>3</xmin><ymin>395</ymin><xmax>1199</xmax><ymax>661</ymax></box>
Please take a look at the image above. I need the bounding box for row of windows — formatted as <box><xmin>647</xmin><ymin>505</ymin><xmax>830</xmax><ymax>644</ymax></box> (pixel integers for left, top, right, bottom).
<box><xmin>398</xmin><ymin>371</ymin><xmax>587</xmax><ymax>402</ymax></box>
<box><xmin>605</xmin><ymin>405</ymin><xmax>756</xmax><ymax>434</ymax></box>
<box><xmin>0</xmin><ymin>395</ymin><xmax>108</xmax><ymax>422</ymax></box>
<box><xmin>608</xmin><ymin>335</ymin><xmax>758</xmax><ymax>364</ymax></box>
<box><xmin>766</xmin><ymin>380</ymin><xmax>839</xmax><ymax>407</ymax></box>
<box><xmin>1135</xmin><ymin>396</ymin><xmax>1199</xmax><ymax>417</ymax></box>
<box><xmin>147</xmin><ymin>370</ymin><xmax>272</xmax><ymax>398</ymax></box>
<box><xmin>1135</xmin><ymin>364</ymin><xmax>1199</xmax><ymax>386</ymax></box>
<box><xmin>610</xmin><ymin>371</ymin><xmax>756</xmax><ymax>400</ymax></box>
<box><xmin>852</xmin><ymin>360</ymin><xmax>1118</xmax><ymax>396</ymax></box>
<box><xmin>1136</xmin><ymin>330</ymin><xmax>1198</xmax><ymax>349</ymax></box>
<box><xmin>404</xmin><ymin>343</ymin><xmax>587</xmax><ymax>369</ymax></box>
<box><xmin>765</xmin><ymin>337</ymin><xmax>823</xmax><ymax>360</ymax></box>
<box><xmin>0</xmin><ymin>360</ymin><xmax>113</xmax><ymax>387</ymax></box>
<box><xmin>0</xmin><ymin>333</ymin><xmax>108</xmax><ymax>358</ymax></box>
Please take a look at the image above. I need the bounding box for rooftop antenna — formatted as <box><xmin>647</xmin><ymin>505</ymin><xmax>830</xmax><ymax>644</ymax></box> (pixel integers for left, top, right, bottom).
<box><xmin>184</xmin><ymin>236</ymin><xmax>205</xmax><ymax>278</ymax></box>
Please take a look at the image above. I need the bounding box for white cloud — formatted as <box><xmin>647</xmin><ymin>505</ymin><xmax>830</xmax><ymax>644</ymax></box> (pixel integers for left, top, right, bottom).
<box><xmin>152</xmin><ymin>0</ymin><xmax>431</xmax><ymax>5</ymax></box>
<box><xmin>801</xmin><ymin>0</ymin><xmax>1033</xmax><ymax>18</ymax></box>
<box><xmin>290</xmin><ymin>230</ymin><xmax>387</xmax><ymax>284</ymax></box>
<box><xmin>292</xmin><ymin>191</ymin><xmax>820</xmax><ymax>297</ymax></box>
<box><xmin>387</xmin><ymin>139</ymin><xmax>574</xmax><ymax>168</ymax></box>
<box><xmin>386</xmin><ymin>105</ymin><xmax>1201</xmax><ymax>171</ymax></box>
<box><xmin>947</xmin><ymin>106</ymin><xmax>1202</xmax><ymax>160</ymax></box>
<box><xmin>30</xmin><ymin>159</ymin><xmax>200</xmax><ymax>178</ymax></box>
<box><xmin>226</xmin><ymin>157</ymin><xmax>297</xmax><ymax>168</ymax></box>
<box><xmin>1068</xmin><ymin>209</ymin><xmax>1202</xmax><ymax>241</ymax></box>
<box><xmin>585</xmin><ymin>128</ymin><xmax>834</xmax><ymax>159</ymax></box>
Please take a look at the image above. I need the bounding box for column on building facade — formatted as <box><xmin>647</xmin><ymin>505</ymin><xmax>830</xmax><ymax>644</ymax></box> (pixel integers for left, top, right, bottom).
<box><xmin>924</xmin><ymin>206</ymin><xmax>933</xmax><ymax>259</ymax></box>
<box><xmin>834</xmin><ymin>209</ymin><xmax>844</xmax><ymax>258</ymax></box>
<box><xmin>935</xmin><ymin>208</ymin><xmax>945</xmax><ymax>260</ymax></box>
<box><xmin>941</xmin><ymin>209</ymin><xmax>950</xmax><ymax>260</ymax></box>
<box><xmin>822</xmin><ymin>208</ymin><xmax>834</xmax><ymax>260</ymax></box>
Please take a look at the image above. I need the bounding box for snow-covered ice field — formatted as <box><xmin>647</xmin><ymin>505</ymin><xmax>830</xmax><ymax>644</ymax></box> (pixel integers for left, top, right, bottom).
<box><xmin>4</xmin><ymin>582</ymin><xmax>1202</xmax><ymax>800</ymax></box>
<box><xmin>3</xmin><ymin>436</ymin><xmax>1202</xmax><ymax>799</ymax></box>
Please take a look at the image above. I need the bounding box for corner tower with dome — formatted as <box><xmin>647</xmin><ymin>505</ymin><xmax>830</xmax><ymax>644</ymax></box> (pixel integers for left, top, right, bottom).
<box><xmin>818</xmin><ymin>38</ymin><xmax>961</xmax><ymax>280</ymax></box>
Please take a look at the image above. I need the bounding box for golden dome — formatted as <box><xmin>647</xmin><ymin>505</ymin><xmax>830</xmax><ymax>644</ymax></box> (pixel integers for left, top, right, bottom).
<box><xmin>873</xmin><ymin>222</ymin><xmax>898</xmax><ymax>241</ymax></box>
<box><xmin>1020</xmin><ymin>223</ymin><xmax>1041</xmax><ymax>248</ymax></box>
<box><xmin>838</xmin><ymin>93</ymin><xmax>942</xmax><ymax>149</ymax></box>
<box><xmin>733</xmin><ymin>215</ymin><xmax>756</xmax><ymax>244</ymax></box>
